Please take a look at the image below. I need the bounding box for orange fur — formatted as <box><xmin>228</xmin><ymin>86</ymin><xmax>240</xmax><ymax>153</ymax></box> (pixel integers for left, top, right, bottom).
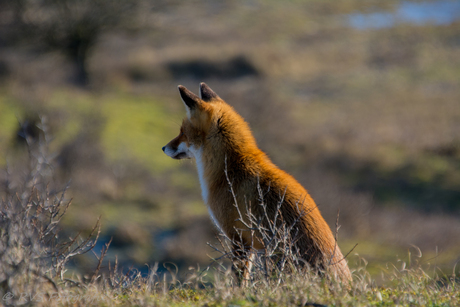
<box><xmin>163</xmin><ymin>83</ymin><xmax>352</xmax><ymax>284</ymax></box>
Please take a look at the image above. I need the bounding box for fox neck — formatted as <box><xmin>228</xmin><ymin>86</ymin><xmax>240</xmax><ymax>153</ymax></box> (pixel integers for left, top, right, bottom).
<box><xmin>192</xmin><ymin>136</ymin><xmax>260</xmax><ymax>204</ymax></box>
<box><xmin>191</xmin><ymin>145</ymin><xmax>226</xmax><ymax>232</ymax></box>
<box><xmin>192</xmin><ymin>147</ymin><xmax>209</xmax><ymax>204</ymax></box>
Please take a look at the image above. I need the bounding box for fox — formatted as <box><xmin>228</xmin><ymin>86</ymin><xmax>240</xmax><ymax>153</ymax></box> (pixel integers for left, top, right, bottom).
<box><xmin>162</xmin><ymin>83</ymin><xmax>352</xmax><ymax>284</ymax></box>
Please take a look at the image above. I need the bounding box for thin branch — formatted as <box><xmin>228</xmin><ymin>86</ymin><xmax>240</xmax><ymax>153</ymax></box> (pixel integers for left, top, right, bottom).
<box><xmin>91</xmin><ymin>237</ymin><xmax>112</xmax><ymax>284</ymax></box>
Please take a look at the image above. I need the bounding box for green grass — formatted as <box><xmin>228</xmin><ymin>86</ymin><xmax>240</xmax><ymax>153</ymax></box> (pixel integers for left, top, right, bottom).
<box><xmin>0</xmin><ymin>88</ymin><xmax>184</xmax><ymax>173</ymax></box>
<box><xmin>0</xmin><ymin>95</ymin><xmax>23</xmax><ymax>166</ymax></box>
<box><xmin>100</xmin><ymin>92</ymin><xmax>182</xmax><ymax>173</ymax></box>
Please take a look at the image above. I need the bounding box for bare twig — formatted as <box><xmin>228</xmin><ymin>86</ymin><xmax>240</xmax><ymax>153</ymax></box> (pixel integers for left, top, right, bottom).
<box><xmin>91</xmin><ymin>237</ymin><xmax>112</xmax><ymax>284</ymax></box>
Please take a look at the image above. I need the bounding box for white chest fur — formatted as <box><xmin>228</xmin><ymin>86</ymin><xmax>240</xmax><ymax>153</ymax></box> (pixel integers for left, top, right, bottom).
<box><xmin>193</xmin><ymin>147</ymin><xmax>223</xmax><ymax>232</ymax></box>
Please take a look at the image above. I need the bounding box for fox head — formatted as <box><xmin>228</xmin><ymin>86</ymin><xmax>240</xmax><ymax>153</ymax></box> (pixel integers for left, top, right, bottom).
<box><xmin>162</xmin><ymin>82</ymin><xmax>255</xmax><ymax>160</ymax></box>
<box><xmin>162</xmin><ymin>83</ymin><xmax>222</xmax><ymax>159</ymax></box>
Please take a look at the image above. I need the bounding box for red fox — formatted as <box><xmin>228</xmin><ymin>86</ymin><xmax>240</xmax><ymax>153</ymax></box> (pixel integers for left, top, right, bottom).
<box><xmin>162</xmin><ymin>83</ymin><xmax>352</xmax><ymax>284</ymax></box>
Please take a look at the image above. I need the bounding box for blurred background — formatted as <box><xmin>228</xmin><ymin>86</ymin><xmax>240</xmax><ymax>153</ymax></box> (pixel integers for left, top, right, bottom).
<box><xmin>0</xmin><ymin>0</ymin><xmax>459</xmax><ymax>280</ymax></box>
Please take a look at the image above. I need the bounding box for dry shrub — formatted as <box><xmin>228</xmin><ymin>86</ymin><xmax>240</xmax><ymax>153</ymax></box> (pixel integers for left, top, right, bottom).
<box><xmin>0</xmin><ymin>116</ymin><xmax>102</xmax><ymax>304</ymax></box>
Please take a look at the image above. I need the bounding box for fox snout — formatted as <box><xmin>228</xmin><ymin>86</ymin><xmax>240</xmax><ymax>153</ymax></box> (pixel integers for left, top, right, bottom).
<box><xmin>162</xmin><ymin>140</ymin><xmax>192</xmax><ymax>160</ymax></box>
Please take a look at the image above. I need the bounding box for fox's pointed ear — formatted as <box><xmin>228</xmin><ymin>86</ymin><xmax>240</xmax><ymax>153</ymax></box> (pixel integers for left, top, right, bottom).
<box><xmin>178</xmin><ymin>85</ymin><xmax>201</xmax><ymax>118</ymax></box>
<box><xmin>199</xmin><ymin>82</ymin><xmax>220</xmax><ymax>102</ymax></box>
<box><xmin>178</xmin><ymin>85</ymin><xmax>200</xmax><ymax>109</ymax></box>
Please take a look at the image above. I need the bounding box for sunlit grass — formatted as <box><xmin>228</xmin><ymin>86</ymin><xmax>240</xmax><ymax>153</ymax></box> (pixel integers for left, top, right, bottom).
<box><xmin>28</xmin><ymin>262</ymin><xmax>460</xmax><ymax>306</ymax></box>
<box><xmin>100</xmin><ymin>93</ymin><xmax>182</xmax><ymax>173</ymax></box>
<box><xmin>0</xmin><ymin>88</ymin><xmax>184</xmax><ymax>174</ymax></box>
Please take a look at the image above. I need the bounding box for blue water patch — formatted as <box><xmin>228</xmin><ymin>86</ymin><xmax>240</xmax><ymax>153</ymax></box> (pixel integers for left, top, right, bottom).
<box><xmin>348</xmin><ymin>0</ymin><xmax>460</xmax><ymax>29</ymax></box>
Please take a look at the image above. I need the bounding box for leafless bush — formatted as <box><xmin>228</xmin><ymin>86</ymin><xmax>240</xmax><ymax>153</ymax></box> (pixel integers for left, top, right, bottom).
<box><xmin>0</xmin><ymin>116</ymin><xmax>102</xmax><ymax>304</ymax></box>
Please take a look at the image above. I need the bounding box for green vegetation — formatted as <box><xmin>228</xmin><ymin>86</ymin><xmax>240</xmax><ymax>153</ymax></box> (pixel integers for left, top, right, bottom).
<box><xmin>0</xmin><ymin>96</ymin><xmax>20</xmax><ymax>166</ymax></box>
<box><xmin>100</xmin><ymin>93</ymin><xmax>181</xmax><ymax>173</ymax></box>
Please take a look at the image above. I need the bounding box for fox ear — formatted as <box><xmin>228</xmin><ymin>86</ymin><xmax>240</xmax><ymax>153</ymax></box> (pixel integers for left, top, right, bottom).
<box><xmin>199</xmin><ymin>82</ymin><xmax>219</xmax><ymax>102</ymax></box>
<box><xmin>178</xmin><ymin>85</ymin><xmax>201</xmax><ymax>118</ymax></box>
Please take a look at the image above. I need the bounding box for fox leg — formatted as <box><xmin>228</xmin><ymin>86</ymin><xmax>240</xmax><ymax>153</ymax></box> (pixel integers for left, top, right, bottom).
<box><xmin>231</xmin><ymin>244</ymin><xmax>255</xmax><ymax>287</ymax></box>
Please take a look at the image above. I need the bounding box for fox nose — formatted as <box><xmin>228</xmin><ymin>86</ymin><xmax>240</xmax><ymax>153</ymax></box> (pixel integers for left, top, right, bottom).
<box><xmin>162</xmin><ymin>146</ymin><xmax>165</xmax><ymax>152</ymax></box>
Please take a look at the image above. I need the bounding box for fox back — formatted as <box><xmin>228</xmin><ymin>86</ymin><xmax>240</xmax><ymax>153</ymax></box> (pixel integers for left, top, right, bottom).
<box><xmin>163</xmin><ymin>83</ymin><xmax>351</xmax><ymax>283</ymax></box>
